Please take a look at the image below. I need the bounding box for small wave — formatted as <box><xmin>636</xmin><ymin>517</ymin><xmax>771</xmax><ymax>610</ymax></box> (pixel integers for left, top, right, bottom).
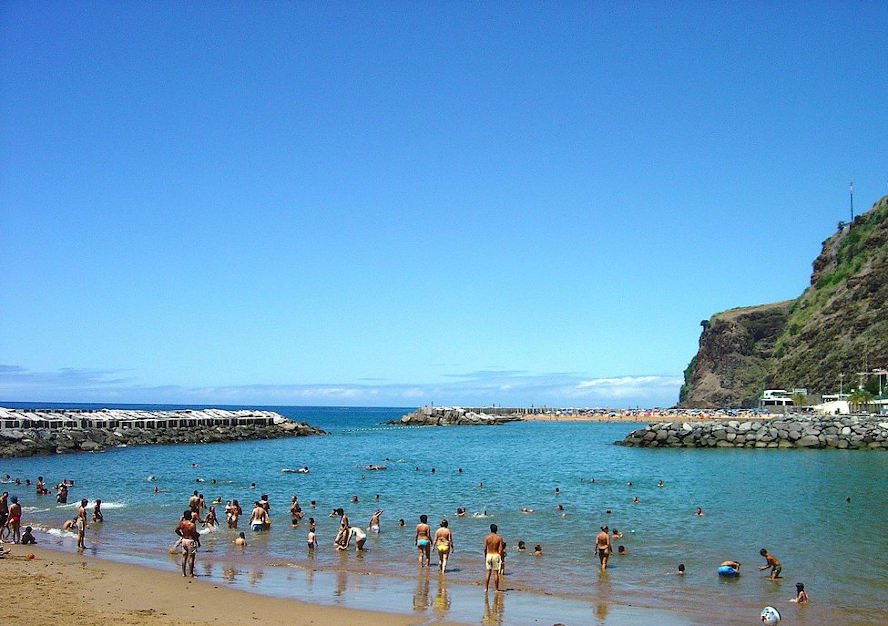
<box><xmin>45</xmin><ymin>528</ymin><xmax>78</xmax><ymax>539</ymax></box>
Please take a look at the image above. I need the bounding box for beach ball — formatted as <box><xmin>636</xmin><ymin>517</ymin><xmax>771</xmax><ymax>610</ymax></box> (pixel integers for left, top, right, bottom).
<box><xmin>27</xmin><ymin>554</ymin><xmax>35</xmax><ymax>559</ymax></box>
<box><xmin>760</xmin><ymin>606</ymin><xmax>781</xmax><ymax>624</ymax></box>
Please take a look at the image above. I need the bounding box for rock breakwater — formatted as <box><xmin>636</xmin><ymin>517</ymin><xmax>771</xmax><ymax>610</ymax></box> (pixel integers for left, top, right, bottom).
<box><xmin>615</xmin><ymin>415</ymin><xmax>888</xmax><ymax>449</ymax></box>
<box><xmin>390</xmin><ymin>406</ymin><xmax>521</xmax><ymax>426</ymax></box>
<box><xmin>0</xmin><ymin>407</ymin><xmax>325</xmax><ymax>458</ymax></box>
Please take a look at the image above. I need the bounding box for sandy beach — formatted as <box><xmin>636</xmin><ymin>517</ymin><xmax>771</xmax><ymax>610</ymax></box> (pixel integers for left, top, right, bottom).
<box><xmin>520</xmin><ymin>409</ymin><xmax>766</xmax><ymax>422</ymax></box>
<box><xmin>1</xmin><ymin>545</ymin><xmax>428</xmax><ymax>626</ymax></box>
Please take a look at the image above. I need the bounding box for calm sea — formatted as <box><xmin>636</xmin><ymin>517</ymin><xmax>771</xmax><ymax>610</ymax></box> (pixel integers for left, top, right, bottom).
<box><xmin>2</xmin><ymin>403</ymin><xmax>886</xmax><ymax>625</ymax></box>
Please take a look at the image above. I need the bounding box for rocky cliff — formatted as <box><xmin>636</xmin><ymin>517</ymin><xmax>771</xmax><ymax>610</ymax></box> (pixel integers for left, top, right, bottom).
<box><xmin>680</xmin><ymin>195</ymin><xmax>888</xmax><ymax>408</ymax></box>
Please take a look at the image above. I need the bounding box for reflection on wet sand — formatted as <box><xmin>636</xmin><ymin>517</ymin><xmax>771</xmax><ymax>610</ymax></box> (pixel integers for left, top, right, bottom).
<box><xmin>413</xmin><ymin>574</ymin><xmax>430</xmax><ymax>612</ymax></box>
<box><xmin>433</xmin><ymin>576</ymin><xmax>450</xmax><ymax>615</ymax></box>
<box><xmin>335</xmin><ymin>568</ymin><xmax>348</xmax><ymax>597</ymax></box>
<box><xmin>222</xmin><ymin>566</ymin><xmax>239</xmax><ymax>582</ymax></box>
<box><xmin>482</xmin><ymin>590</ymin><xmax>505</xmax><ymax>625</ymax></box>
<box><xmin>248</xmin><ymin>567</ymin><xmax>264</xmax><ymax>586</ymax></box>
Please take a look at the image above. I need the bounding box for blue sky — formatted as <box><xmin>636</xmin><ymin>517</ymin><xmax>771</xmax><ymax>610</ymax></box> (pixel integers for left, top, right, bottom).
<box><xmin>2</xmin><ymin>2</ymin><xmax>886</xmax><ymax>407</ymax></box>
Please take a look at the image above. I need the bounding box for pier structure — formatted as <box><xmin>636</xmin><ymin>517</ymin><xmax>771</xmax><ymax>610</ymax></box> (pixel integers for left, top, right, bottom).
<box><xmin>0</xmin><ymin>407</ymin><xmax>285</xmax><ymax>431</ymax></box>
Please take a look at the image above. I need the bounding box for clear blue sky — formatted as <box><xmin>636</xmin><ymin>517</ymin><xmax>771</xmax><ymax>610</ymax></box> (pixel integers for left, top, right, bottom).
<box><xmin>2</xmin><ymin>2</ymin><xmax>886</xmax><ymax>407</ymax></box>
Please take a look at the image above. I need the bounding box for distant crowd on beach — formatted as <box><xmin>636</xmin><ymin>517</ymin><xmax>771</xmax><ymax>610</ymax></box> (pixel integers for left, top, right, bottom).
<box><xmin>0</xmin><ymin>468</ymin><xmax>812</xmax><ymax>613</ymax></box>
<box><xmin>523</xmin><ymin>407</ymin><xmax>771</xmax><ymax>421</ymax></box>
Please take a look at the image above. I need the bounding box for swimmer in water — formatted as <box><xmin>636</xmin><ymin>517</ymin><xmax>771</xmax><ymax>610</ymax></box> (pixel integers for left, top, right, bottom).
<box><xmin>617</xmin><ymin>545</ymin><xmax>628</xmax><ymax>555</ymax></box>
<box><xmin>790</xmin><ymin>582</ymin><xmax>809</xmax><ymax>603</ymax></box>
<box><xmin>695</xmin><ymin>507</ymin><xmax>704</xmax><ymax>516</ymax></box>
<box><xmin>434</xmin><ymin>519</ymin><xmax>453</xmax><ymax>572</ymax></box>
<box><xmin>532</xmin><ymin>544</ymin><xmax>542</xmax><ymax>556</ymax></box>
<box><xmin>633</xmin><ymin>496</ymin><xmax>639</xmax><ymax>504</ymax></box>
<box><xmin>719</xmin><ymin>560</ymin><xmax>741</xmax><ymax>576</ymax></box>
<box><xmin>307</xmin><ymin>518</ymin><xmax>316</xmax><ymax>550</ymax></box>
<box><xmin>676</xmin><ymin>563</ymin><xmax>685</xmax><ymax>575</ymax></box>
<box><xmin>611</xmin><ymin>528</ymin><xmax>623</xmax><ymax>539</ymax></box>
<box><xmin>92</xmin><ymin>499</ymin><xmax>103</xmax><ymax>523</ymax></box>
<box><xmin>520</xmin><ymin>507</ymin><xmax>534</xmax><ymax>513</ymax></box>
<box><xmin>234</xmin><ymin>532</ymin><xmax>246</xmax><ymax>547</ymax></box>
<box><xmin>657</xmin><ymin>480</ymin><xmax>664</xmax><ymax>487</ymax></box>
<box><xmin>517</xmin><ymin>540</ymin><xmax>526</xmax><ymax>551</ymax></box>
<box><xmin>415</xmin><ymin>514</ymin><xmax>432</xmax><ymax>567</ymax></box>
<box><xmin>368</xmin><ymin>509</ymin><xmax>383</xmax><ymax>533</ymax></box>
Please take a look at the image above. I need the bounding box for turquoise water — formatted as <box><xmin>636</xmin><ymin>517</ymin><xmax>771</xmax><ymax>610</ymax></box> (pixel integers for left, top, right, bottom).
<box><xmin>3</xmin><ymin>404</ymin><xmax>887</xmax><ymax>624</ymax></box>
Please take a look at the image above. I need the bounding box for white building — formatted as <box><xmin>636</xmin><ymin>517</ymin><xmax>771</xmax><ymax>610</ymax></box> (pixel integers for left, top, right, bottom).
<box><xmin>759</xmin><ymin>389</ymin><xmax>807</xmax><ymax>409</ymax></box>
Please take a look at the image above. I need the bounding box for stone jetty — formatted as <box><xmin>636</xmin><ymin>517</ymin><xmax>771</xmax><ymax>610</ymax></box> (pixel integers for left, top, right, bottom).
<box><xmin>0</xmin><ymin>407</ymin><xmax>325</xmax><ymax>458</ymax></box>
<box><xmin>389</xmin><ymin>406</ymin><xmax>521</xmax><ymax>426</ymax></box>
<box><xmin>615</xmin><ymin>415</ymin><xmax>888</xmax><ymax>449</ymax></box>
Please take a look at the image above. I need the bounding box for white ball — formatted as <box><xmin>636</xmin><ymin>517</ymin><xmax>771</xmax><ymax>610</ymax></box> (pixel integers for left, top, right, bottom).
<box><xmin>760</xmin><ymin>606</ymin><xmax>781</xmax><ymax>625</ymax></box>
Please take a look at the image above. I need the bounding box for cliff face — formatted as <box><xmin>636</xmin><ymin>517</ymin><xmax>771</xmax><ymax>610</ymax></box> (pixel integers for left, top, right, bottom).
<box><xmin>680</xmin><ymin>195</ymin><xmax>888</xmax><ymax>408</ymax></box>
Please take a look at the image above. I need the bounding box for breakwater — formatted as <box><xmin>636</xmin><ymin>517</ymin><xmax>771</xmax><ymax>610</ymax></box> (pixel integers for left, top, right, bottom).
<box><xmin>389</xmin><ymin>406</ymin><xmax>521</xmax><ymax>426</ymax></box>
<box><xmin>615</xmin><ymin>415</ymin><xmax>888</xmax><ymax>449</ymax></box>
<box><xmin>0</xmin><ymin>407</ymin><xmax>325</xmax><ymax>457</ymax></box>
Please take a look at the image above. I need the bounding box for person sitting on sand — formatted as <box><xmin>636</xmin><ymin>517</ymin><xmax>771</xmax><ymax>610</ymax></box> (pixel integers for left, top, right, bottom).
<box><xmin>790</xmin><ymin>582</ymin><xmax>809</xmax><ymax>603</ymax></box>
<box><xmin>20</xmin><ymin>526</ymin><xmax>36</xmax><ymax>545</ymax></box>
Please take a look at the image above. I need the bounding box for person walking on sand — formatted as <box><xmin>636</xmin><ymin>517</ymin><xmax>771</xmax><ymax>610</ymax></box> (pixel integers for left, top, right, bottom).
<box><xmin>483</xmin><ymin>524</ymin><xmax>504</xmax><ymax>591</ymax></box>
<box><xmin>758</xmin><ymin>548</ymin><xmax>782</xmax><ymax>579</ymax></box>
<box><xmin>175</xmin><ymin>510</ymin><xmax>200</xmax><ymax>577</ymax></box>
<box><xmin>595</xmin><ymin>526</ymin><xmax>611</xmax><ymax>571</ymax></box>
<box><xmin>415</xmin><ymin>514</ymin><xmax>432</xmax><ymax>567</ymax></box>
<box><xmin>0</xmin><ymin>492</ymin><xmax>9</xmax><ymax>542</ymax></box>
<box><xmin>75</xmin><ymin>498</ymin><xmax>89</xmax><ymax>549</ymax></box>
<box><xmin>434</xmin><ymin>519</ymin><xmax>453</xmax><ymax>572</ymax></box>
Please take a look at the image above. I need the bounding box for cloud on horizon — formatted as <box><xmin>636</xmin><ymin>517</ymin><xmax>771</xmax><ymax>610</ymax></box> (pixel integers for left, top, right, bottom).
<box><xmin>0</xmin><ymin>364</ymin><xmax>683</xmax><ymax>408</ymax></box>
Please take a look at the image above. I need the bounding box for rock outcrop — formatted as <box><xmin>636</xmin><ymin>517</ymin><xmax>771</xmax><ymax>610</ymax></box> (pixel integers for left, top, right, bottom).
<box><xmin>680</xmin><ymin>195</ymin><xmax>888</xmax><ymax>407</ymax></box>
<box><xmin>389</xmin><ymin>406</ymin><xmax>521</xmax><ymax>426</ymax></box>
<box><xmin>616</xmin><ymin>415</ymin><xmax>888</xmax><ymax>449</ymax></box>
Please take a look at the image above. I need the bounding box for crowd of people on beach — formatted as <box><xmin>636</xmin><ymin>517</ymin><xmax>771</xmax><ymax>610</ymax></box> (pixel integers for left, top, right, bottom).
<box><xmin>0</xmin><ymin>469</ymin><xmax>812</xmax><ymax>614</ymax></box>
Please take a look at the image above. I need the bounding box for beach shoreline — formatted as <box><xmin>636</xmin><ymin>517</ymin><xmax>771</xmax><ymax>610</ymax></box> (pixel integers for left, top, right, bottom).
<box><xmin>1</xmin><ymin>545</ymin><xmax>429</xmax><ymax>626</ymax></box>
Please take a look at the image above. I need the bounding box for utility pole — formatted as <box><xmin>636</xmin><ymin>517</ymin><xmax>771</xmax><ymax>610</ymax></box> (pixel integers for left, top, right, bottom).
<box><xmin>849</xmin><ymin>181</ymin><xmax>854</xmax><ymax>222</ymax></box>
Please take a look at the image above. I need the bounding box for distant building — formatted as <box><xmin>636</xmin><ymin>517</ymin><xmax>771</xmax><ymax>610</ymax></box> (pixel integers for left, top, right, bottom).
<box><xmin>759</xmin><ymin>389</ymin><xmax>808</xmax><ymax>409</ymax></box>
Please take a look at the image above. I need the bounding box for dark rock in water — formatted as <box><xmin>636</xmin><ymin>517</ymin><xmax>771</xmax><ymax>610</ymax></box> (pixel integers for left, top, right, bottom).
<box><xmin>388</xmin><ymin>406</ymin><xmax>521</xmax><ymax>426</ymax></box>
<box><xmin>615</xmin><ymin>416</ymin><xmax>888</xmax><ymax>450</ymax></box>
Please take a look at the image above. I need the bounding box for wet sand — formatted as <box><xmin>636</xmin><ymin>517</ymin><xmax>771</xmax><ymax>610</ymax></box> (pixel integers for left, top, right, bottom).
<box><xmin>0</xmin><ymin>545</ymin><xmax>426</xmax><ymax>626</ymax></box>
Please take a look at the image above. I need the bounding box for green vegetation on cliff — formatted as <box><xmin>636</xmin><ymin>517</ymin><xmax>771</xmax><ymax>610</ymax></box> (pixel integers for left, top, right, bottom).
<box><xmin>680</xmin><ymin>195</ymin><xmax>888</xmax><ymax>408</ymax></box>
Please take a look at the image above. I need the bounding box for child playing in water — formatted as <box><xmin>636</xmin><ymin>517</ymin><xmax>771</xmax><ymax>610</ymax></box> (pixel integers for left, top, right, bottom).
<box><xmin>790</xmin><ymin>582</ymin><xmax>809</xmax><ymax>603</ymax></box>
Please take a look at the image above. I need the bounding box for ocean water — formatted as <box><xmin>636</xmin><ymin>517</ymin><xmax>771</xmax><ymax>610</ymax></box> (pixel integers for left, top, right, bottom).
<box><xmin>2</xmin><ymin>403</ymin><xmax>887</xmax><ymax>625</ymax></box>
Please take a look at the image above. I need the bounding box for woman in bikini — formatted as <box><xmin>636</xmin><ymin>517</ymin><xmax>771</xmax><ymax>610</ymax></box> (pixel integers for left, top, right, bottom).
<box><xmin>415</xmin><ymin>514</ymin><xmax>432</xmax><ymax>567</ymax></box>
<box><xmin>434</xmin><ymin>519</ymin><xmax>453</xmax><ymax>572</ymax></box>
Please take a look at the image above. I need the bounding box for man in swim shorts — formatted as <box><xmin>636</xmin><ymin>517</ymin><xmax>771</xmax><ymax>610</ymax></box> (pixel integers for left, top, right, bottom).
<box><xmin>415</xmin><ymin>514</ymin><xmax>432</xmax><ymax>566</ymax></box>
<box><xmin>434</xmin><ymin>519</ymin><xmax>453</xmax><ymax>572</ymax></box>
<box><xmin>595</xmin><ymin>525</ymin><xmax>611</xmax><ymax>570</ymax></box>
<box><xmin>368</xmin><ymin>509</ymin><xmax>383</xmax><ymax>533</ymax></box>
<box><xmin>758</xmin><ymin>548</ymin><xmax>782</xmax><ymax>579</ymax></box>
<box><xmin>483</xmin><ymin>523</ymin><xmax>504</xmax><ymax>591</ymax></box>
<box><xmin>249</xmin><ymin>501</ymin><xmax>269</xmax><ymax>531</ymax></box>
<box><xmin>75</xmin><ymin>498</ymin><xmax>89</xmax><ymax>549</ymax></box>
<box><xmin>175</xmin><ymin>509</ymin><xmax>200</xmax><ymax>577</ymax></box>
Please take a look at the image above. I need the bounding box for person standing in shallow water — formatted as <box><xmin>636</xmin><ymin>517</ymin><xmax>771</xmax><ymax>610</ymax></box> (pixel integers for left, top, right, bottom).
<box><xmin>483</xmin><ymin>523</ymin><xmax>504</xmax><ymax>591</ymax></box>
<box><xmin>176</xmin><ymin>509</ymin><xmax>200</xmax><ymax>577</ymax></box>
<box><xmin>75</xmin><ymin>498</ymin><xmax>89</xmax><ymax>549</ymax></box>
<box><xmin>415</xmin><ymin>514</ymin><xmax>432</xmax><ymax>567</ymax></box>
<box><xmin>595</xmin><ymin>526</ymin><xmax>611</xmax><ymax>571</ymax></box>
<box><xmin>434</xmin><ymin>519</ymin><xmax>453</xmax><ymax>572</ymax></box>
